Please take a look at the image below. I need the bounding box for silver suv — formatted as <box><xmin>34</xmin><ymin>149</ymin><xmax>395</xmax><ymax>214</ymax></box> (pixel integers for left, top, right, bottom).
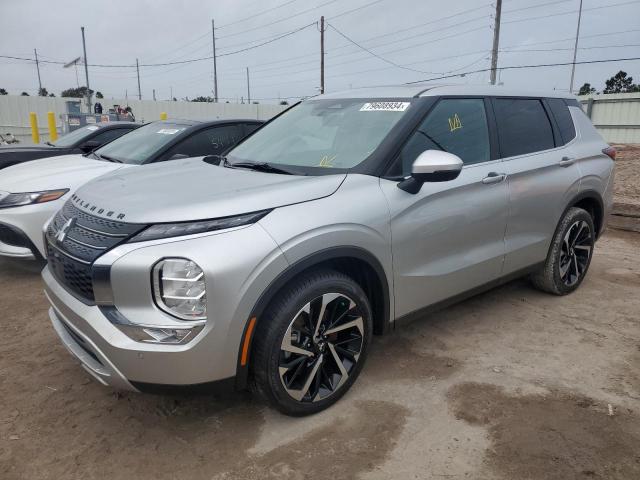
<box><xmin>43</xmin><ymin>85</ymin><xmax>615</xmax><ymax>416</ymax></box>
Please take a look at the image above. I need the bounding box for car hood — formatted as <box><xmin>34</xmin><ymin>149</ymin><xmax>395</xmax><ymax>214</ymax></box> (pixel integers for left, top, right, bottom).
<box><xmin>75</xmin><ymin>157</ymin><xmax>347</xmax><ymax>223</ymax></box>
<box><xmin>0</xmin><ymin>154</ymin><xmax>127</xmax><ymax>192</ymax></box>
<box><xmin>0</xmin><ymin>144</ymin><xmax>59</xmax><ymax>154</ymax></box>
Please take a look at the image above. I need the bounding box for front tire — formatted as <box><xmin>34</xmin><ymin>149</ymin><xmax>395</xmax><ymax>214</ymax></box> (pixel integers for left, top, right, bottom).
<box><xmin>251</xmin><ymin>269</ymin><xmax>372</xmax><ymax>416</ymax></box>
<box><xmin>531</xmin><ymin>207</ymin><xmax>595</xmax><ymax>295</ymax></box>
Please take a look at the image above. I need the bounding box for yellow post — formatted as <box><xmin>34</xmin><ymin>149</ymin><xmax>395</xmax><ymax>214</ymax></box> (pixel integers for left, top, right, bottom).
<box><xmin>47</xmin><ymin>111</ymin><xmax>58</xmax><ymax>142</ymax></box>
<box><xmin>29</xmin><ymin>112</ymin><xmax>40</xmax><ymax>144</ymax></box>
<box><xmin>160</xmin><ymin>112</ymin><xmax>168</xmax><ymax>120</ymax></box>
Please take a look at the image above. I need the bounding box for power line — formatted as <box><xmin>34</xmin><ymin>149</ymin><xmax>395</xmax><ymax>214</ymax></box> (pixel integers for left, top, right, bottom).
<box><xmin>242</xmin><ymin>7</ymin><xmax>493</xmax><ymax>75</ymax></box>
<box><xmin>501</xmin><ymin>42</ymin><xmax>640</xmax><ymax>53</ymax></box>
<box><xmin>215</xmin><ymin>0</ymin><xmax>341</xmax><ymax>40</ymax></box>
<box><xmin>0</xmin><ymin>22</ymin><xmax>316</xmax><ymax>69</ymax></box>
<box><xmin>503</xmin><ymin>0</ymin><xmax>640</xmax><ymax>25</ymax></box>
<box><xmin>326</xmin><ymin>23</ymin><xmax>438</xmax><ymax>74</ymax></box>
<box><xmin>404</xmin><ymin>56</ymin><xmax>640</xmax><ymax>85</ymax></box>
<box><xmin>215</xmin><ymin>0</ymin><xmax>300</xmax><ymax>29</ymax></box>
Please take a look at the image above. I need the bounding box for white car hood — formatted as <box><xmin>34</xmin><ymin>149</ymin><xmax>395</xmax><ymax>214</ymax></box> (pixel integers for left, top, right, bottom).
<box><xmin>0</xmin><ymin>154</ymin><xmax>129</xmax><ymax>193</ymax></box>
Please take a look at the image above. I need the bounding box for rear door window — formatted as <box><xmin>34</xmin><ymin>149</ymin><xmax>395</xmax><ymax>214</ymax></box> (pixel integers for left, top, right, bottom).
<box><xmin>494</xmin><ymin>98</ymin><xmax>555</xmax><ymax>158</ymax></box>
<box><xmin>243</xmin><ymin>123</ymin><xmax>261</xmax><ymax>136</ymax></box>
<box><xmin>165</xmin><ymin>124</ymin><xmax>244</xmax><ymax>159</ymax></box>
<box><xmin>393</xmin><ymin>98</ymin><xmax>491</xmax><ymax>176</ymax></box>
<box><xmin>547</xmin><ymin>98</ymin><xmax>576</xmax><ymax>145</ymax></box>
<box><xmin>89</xmin><ymin>128</ymin><xmax>131</xmax><ymax>145</ymax></box>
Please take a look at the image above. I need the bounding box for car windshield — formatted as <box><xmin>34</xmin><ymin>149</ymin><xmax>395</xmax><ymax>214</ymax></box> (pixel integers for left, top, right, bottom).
<box><xmin>51</xmin><ymin>125</ymin><xmax>102</xmax><ymax>147</ymax></box>
<box><xmin>226</xmin><ymin>99</ymin><xmax>413</xmax><ymax>172</ymax></box>
<box><xmin>94</xmin><ymin>122</ymin><xmax>190</xmax><ymax>164</ymax></box>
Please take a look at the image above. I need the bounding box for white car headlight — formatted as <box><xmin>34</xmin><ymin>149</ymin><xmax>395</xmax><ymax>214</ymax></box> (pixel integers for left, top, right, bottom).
<box><xmin>0</xmin><ymin>189</ymin><xmax>69</xmax><ymax>209</ymax></box>
<box><xmin>152</xmin><ymin>258</ymin><xmax>207</xmax><ymax>321</ymax></box>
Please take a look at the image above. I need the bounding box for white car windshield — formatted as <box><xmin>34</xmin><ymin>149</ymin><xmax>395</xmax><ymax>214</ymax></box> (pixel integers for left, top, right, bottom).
<box><xmin>51</xmin><ymin>125</ymin><xmax>101</xmax><ymax>147</ymax></box>
<box><xmin>227</xmin><ymin>99</ymin><xmax>413</xmax><ymax>171</ymax></box>
<box><xmin>94</xmin><ymin>122</ymin><xmax>189</xmax><ymax>164</ymax></box>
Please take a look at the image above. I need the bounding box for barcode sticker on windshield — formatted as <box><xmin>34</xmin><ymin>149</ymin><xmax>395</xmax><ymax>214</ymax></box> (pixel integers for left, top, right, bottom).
<box><xmin>157</xmin><ymin>128</ymin><xmax>181</xmax><ymax>135</ymax></box>
<box><xmin>360</xmin><ymin>102</ymin><xmax>410</xmax><ymax>112</ymax></box>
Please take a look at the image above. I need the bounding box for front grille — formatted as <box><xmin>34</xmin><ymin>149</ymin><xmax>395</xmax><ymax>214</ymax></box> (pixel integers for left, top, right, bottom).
<box><xmin>0</xmin><ymin>224</ymin><xmax>30</xmax><ymax>248</ymax></box>
<box><xmin>46</xmin><ymin>201</ymin><xmax>146</xmax><ymax>303</ymax></box>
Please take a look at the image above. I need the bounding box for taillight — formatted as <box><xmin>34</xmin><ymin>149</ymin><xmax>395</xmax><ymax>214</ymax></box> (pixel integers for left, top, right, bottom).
<box><xmin>602</xmin><ymin>146</ymin><xmax>616</xmax><ymax>160</ymax></box>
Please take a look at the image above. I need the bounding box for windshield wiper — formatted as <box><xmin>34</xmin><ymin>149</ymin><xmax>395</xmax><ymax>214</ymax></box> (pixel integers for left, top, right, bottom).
<box><xmin>225</xmin><ymin>159</ymin><xmax>293</xmax><ymax>175</ymax></box>
<box><xmin>99</xmin><ymin>154</ymin><xmax>123</xmax><ymax>163</ymax></box>
<box><xmin>88</xmin><ymin>151</ymin><xmax>122</xmax><ymax>163</ymax></box>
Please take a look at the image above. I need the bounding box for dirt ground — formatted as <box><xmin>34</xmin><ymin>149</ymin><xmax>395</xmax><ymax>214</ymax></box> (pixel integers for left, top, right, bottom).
<box><xmin>612</xmin><ymin>144</ymin><xmax>640</xmax><ymax>205</ymax></box>
<box><xmin>0</xmin><ymin>228</ymin><xmax>639</xmax><ymax>480</ymax></box>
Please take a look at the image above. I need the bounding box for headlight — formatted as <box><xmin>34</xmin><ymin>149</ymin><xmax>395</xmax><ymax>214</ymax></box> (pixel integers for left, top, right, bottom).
<box><xmin>152</xmin><ymin>258</ymin><xmax>207</xmax><ymax>321</ymax></box>
<box><xmin>129</xmin><ymin>209</ymin><xmax>271</xmax><ymax>242</ymax></box>
<box><xmin>0</xmin><ymin>189</ymin><xmax>69</xmax><ymax>209</ymax></box>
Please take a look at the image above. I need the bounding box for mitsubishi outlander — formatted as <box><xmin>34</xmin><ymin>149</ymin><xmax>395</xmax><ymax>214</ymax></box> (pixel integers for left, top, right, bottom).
<box><xmin>42</xmin><ymin>85</ymin><xmax>615</xmax><ymax>416</ymax></box>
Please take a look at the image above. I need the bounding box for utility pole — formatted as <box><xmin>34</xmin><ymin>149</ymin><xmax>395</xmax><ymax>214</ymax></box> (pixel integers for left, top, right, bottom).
<box><xmin>81</xmin><ymin>27</ymin><xmax>92</xmax><ymax>112</ymax></box>
<box><xmin>246</xmin><ymin>67</ymin><xmax>251</xmax><ymax>104</ymax></box>
<box><xmin>569</xmin><ymin>0</ymin><xmax>583</xmax><ymax>93</ymax></box>
<box><xmin>153</xmin><ymin>89</ymin><xmax>156</xmax><ymax>101</ymax></box>
<box><xmin>489</xmin><ymin>0</ymin><xmax>502</xmax><ymax>85</ymax></box>
<box><xmin>34</xmin><ymin>49</ymin><xmax>42</xmax><ymax>95</ymax></box>
<box><xmin>136</xmin><ymin>58</ymin><xmax>142</xmax><ymax>100</ymax></box>
<box><xmin>212</xmin><ymin>19</ymin><xmax>219</xmax><ymax>102</ymax></box>
<box><xmin>170</xmin><ymin>86</ymin><xmax>173</xmax><ymax>101</ymax></box>
<box><xmin>320</xmin><ymin>16</ymin><xmax>325</xmax><ymax>94</ymax></box>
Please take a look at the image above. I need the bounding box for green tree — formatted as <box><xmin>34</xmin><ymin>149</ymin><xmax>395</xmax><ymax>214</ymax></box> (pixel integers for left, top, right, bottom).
<box><xmin>191</xmin><ymin>96</ymin><xmax>214</xmax><ymax>102</ymax></box>
<box><xmin>96</xmin><ymin>91</ymin><xmax>104</xmax><ymax>99</ymax></box>
<box><xmin>61</xmin><ymin>86</ymin><xmax>94</xmax><ymax>98</ymax></box>
<box><xmin>603</xmin><ymin>71</ymin><xmax>640</xmax><ymax>94</ymax></box>
<box><xmin>49</xmin><ymin>93</ymin><xmax>55</xmax><ymax>97</ymax></box>
<box><xmin>38</xmin><ymin>87</ymin><xmax>48</xmax><ymax>97</ymax></box>
<box><xmin>0</xmin><ymin>88</ymin><xmax>7</xmax><ymax>95</ymax></box>
<box><xmin>578</xmin><ymin>83</ymin><xmax>596</xmax><ymax>95</ymax></box>
<box><xmin>279</xmin><ymin>100</ymin><xmax>289</xmax><ymax>105</ymax></box>
<box><xmin>20</xmin><ymin>91</ymin><xmax>29</xmax><ymax>96</ymax></box>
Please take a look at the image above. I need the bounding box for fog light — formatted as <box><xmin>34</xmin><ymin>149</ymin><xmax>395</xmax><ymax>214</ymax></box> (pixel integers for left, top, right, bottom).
<box><xmin>142</xmin><ymin>327</ymin><xmax>195</xmax><ymax>344</ymax></box>
<box><xmin>115</xmin><ymin>323</ymin><xmax>203</xmax><ymax>344</ymax></box>
<box><xmin>152</xmin><ymin>258</ymin><xmax>207</xmax><ymax>320</ymax></box>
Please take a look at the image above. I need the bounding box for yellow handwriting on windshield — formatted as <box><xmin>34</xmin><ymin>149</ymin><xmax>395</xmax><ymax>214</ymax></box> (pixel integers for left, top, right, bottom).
<box><xmin>318</xmin><ymin>154</ymin><xmax>337</xmax><ymax>167</ymax></box>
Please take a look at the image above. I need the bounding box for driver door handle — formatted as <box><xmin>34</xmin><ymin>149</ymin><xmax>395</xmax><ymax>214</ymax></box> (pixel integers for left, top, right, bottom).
<box><xmin>482</xmin><ymin>172</ymin><xmax>507</xmax><ymax>184</ymax></box>
<box><xmin>559</xmin><ymin>156</ymin><xmax>576</xmax><ymax>167</ymax></box>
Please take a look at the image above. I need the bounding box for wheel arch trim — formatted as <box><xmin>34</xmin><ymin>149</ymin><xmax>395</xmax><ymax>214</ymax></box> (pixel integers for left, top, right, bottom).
<box><xmin>234</xmin><ymin>245</ymin><xmax>391</xmax><ymax>389</ymax></box>
<box><xmin>567</xmin><ymin>189</ymin><xmax>605</xmax><ymax>238</ymax></box>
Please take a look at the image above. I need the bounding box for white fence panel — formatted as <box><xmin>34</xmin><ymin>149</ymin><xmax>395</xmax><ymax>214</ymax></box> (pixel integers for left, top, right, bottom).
<box><xmin>0</xmin><ymin>95</ymin><xmax>287</xmax><ymax>143</ymax></box>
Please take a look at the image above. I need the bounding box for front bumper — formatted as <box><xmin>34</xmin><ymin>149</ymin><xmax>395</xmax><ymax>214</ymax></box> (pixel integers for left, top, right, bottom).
<box><xmin>42</xmin><ymin>222</ymin><xmax>289</xmax><ymax>389</ymax></box>
<box><xmin>0</xmin><ymin>200</ymin><xmax>63</xmax><ymax>260</ymax></box>
<box><xmin>0</xmin><ymin>222</ymin><xmax>41</xmax><ymax>260</ymax></box>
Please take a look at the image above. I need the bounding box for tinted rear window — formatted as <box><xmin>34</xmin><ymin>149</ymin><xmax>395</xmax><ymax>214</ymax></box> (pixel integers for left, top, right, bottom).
<box><xmin>547</xmin><ymin>98</ymin><xmax>576</xmax><ymax>145</ymax></box>
<box><xmin>494</xmin><ymin>98</ymin><xmax>555</xmax><ymax>157</ymax></box>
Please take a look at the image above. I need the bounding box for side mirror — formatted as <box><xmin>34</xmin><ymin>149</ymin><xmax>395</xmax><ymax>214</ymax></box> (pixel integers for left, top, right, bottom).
<box><xmin>80</xmin><ymin>140</ymin><xmax>101</xmax><ymax>153</ymax></box>
<box><xmin>398</xmin><ymin>150</ymin><xmax>463</xmax><ymax>194</ymax></box>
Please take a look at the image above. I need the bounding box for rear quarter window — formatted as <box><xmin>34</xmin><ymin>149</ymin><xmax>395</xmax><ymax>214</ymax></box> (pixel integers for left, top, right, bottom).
<box><xmin>547</xmin><ymin>98</ymin><xmax>576</xmax><ymax>145</ymax></box>
<box><xmin>494</xmin><ymin>98</ymin><xmax>555</xmax><ymax>158</ymax></box>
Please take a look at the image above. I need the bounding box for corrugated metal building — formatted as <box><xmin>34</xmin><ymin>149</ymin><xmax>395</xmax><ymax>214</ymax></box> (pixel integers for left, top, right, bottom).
<box><xmin>578</xmin><ymin>92</ymin><xmax>640</xmax><ymax>144</ymax></box>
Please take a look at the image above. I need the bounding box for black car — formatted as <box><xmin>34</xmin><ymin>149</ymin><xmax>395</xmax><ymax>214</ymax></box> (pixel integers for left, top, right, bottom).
<box><xmin>0</xmin><ymin>122</ymin><xmax>138</xmax><ymax>170</ymax></box>
<box><xmin>85</xmin><ymin>118</ymin><xmax>263</xmax><ymax>164</ymax></box>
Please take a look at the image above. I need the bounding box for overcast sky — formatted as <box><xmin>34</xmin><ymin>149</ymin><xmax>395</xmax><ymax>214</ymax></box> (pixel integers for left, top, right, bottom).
<box><xmin>1</xmin><ymin>0</ymin><xmax>639</xmax><ymax>103</ymax></box>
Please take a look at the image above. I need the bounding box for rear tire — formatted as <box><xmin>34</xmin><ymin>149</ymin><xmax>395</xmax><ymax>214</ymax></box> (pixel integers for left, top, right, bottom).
<box><xmin>531</xmin><ymin>207</ymin><xmax>595</xmax><ymax>295</ymax></box>
<box><xmin>251</xmin><ymin>268</ymin><xmax>372</xmax><ymax>416</ymax></box>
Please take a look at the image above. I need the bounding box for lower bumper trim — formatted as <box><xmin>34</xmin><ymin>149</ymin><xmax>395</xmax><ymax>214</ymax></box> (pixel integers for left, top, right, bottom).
<box><xmin>47</xmin><ymin>303</ymin><xmax>138</xmax><ymax>392</ymax></box>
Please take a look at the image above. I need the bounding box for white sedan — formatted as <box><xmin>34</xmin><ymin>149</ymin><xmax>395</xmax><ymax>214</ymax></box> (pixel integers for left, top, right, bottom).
<box><xmin>0</xmin><ymin>118</ymin><xmax>262</xmax><ymax>260</ymax></box>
